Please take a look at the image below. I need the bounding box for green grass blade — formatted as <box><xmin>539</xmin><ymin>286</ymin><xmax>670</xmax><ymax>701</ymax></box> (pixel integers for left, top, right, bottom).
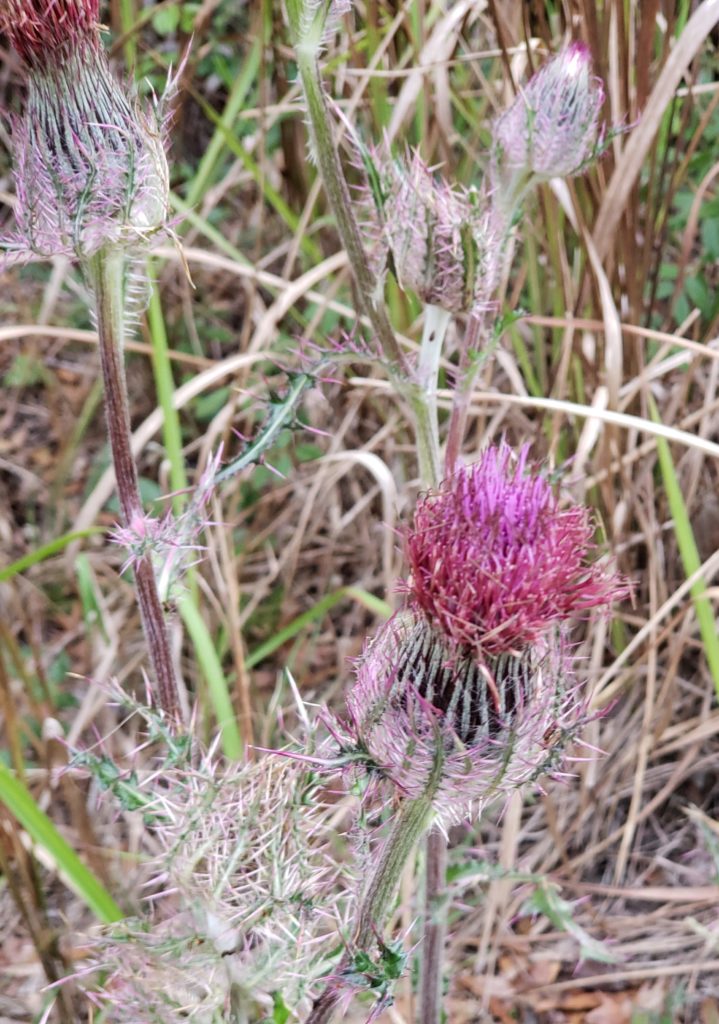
<box><xmin>146</xmin><ymin>273</ymin><xmax>242</xmax><ymax>758</ymax></box>
<box><xmin>0</xmin><ymin>528</ymin><xmax>104</xmax><ymax>583</ymax></box>
<box><xmin>651</xmin><ymin>397</ymin><xmax>719</xmax><ymax>698</ymax></box>
<box><xmin>0</xmin><ymin>763</ymin><xmax>123</xmax><ymax>923</ymax></box>
<box><xmin>179</xmin><ymin>595</ymin><xmax>243</xmax><ymax>760</ymax></box>
<box><xmin>184</xmin><ymin>39</ymin><xmax>262</xmax><ymax>210</ymax></box>
<box><xmin>246</xmin><ymin>586</ymin><xmax>391</xmax><ymax>669</ymax></box>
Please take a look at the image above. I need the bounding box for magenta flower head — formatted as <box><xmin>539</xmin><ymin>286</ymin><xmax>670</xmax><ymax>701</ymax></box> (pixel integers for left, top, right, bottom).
<box><xmin>340</xmin><ymin>444</ymin><xmax>625</xmax><ymax>821</ymax></box>
<box><xmin>0</xmin><ymin>0</ymin><xmax>169</xmax><ymax>265</ymax></box>
<box><xmin>491</xmin><ymin>43</ymin><xmax>604</xmax><ymax>220</ymax></box>
<box><xmin>405</xmin><ymin>443</ymin><xmax>623</xmax><ymax>656</ymax></box>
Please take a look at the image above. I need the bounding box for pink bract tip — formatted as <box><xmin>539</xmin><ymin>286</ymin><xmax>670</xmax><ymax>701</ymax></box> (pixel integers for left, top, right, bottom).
<box><xmin>1</xmin><ymin>0</ymin><xmax>100</xmax><ymax>65</ymax></box>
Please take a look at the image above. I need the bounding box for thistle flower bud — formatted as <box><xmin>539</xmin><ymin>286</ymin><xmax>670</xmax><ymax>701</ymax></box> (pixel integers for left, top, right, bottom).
<box><xmin>1</xmin><ymin>0</ymin><xmax>170</xmax><ymax>264</ymax></box>
<box><xmin>491</xmin><ymin>43</ymin><xmax>604</xmax><ymax>219</ymax></box>
<box><xmin>362</xmin><ymin>149</ymin><xmax>498</xmax><ymax>314</ymax></box>
<box><xmin>405</xmin><ymin>443</ymin><xmax>624</xmax><ymax>656</ymax></box>
<box><xmin>345</xmin><ymin>612</ymin><xmax>579</xmax><ymax>821</ymax></box>
<box><xmin>110</xmin><ymin>449</ymin><xmax>222</xmax><ymax>604</ymax></box>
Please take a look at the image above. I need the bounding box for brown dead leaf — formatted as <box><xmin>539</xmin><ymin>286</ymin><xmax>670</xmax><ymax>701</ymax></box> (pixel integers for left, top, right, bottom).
<box><xmin>585</xmin><ymin>991</ymin><xmax>636</xmax><ymax>1024</ymax></box>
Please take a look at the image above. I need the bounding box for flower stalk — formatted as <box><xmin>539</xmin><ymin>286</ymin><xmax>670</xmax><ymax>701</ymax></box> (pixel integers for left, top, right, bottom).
<box><xmin>306</xmin><ymin>794</ymin><xmax>434</xmax><ymax>1024</ymax></box>
<box><xmin>419</xmin><ymin>828</ymin><xmax>448</xmax><ymax>1024</ymax></box>
<box><xmin>292</xmin><ymin>44</ymin><xmax>404</xmax><ymax>370</ymax></box>
<box><xmin>86</xmin><ymin>248</ymin><xmax>182</xmax><ymax>726</ymax></box>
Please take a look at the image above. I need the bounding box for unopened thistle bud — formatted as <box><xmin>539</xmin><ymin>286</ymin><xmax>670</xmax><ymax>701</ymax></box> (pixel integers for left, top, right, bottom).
<box><xmin>341</xmin><ymin>444</ymin><xmax>626</xmax><ymax>820</ymax></box>
<box><xmin>366</xmin><ymin>150</ymin><xmax>497</xmax><ymax>315</ymax></box>
<box><xmin>491</xmin><ymin>43</ymin><xmax>604</xmax><ymax>220</ymax></box>
<box><xmin>1</xmin><ymin>0</ymin><xmax>170</xmax><ymax>264</ymax></box>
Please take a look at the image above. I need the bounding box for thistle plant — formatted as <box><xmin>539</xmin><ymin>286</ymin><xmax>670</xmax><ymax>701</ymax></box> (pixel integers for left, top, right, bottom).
<box><xmin>306</xmin><ymin>445</ymin><xmax>625</xmax><ymax>1023</ymax></box>
<box><xmin>279</xmin><ymin>7</ymin><xmax>621</xmax><ymax>1021</ymax></box>
<box><xmin>1</xmin><ymin>0</ymin><xmax>181</xmax><ymax>723</ymax></box>
<box><xmin>0</xmin><ymin>7</ymin><xmax>630</xmax><ymax>1021</ymax></box>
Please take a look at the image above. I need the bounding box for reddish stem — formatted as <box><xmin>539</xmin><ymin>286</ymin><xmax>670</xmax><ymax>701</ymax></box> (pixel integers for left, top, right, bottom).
<box><xmin>88</xmin><ymin>247</ymin><xmax>182</xmax><ymax>727</ymax></box>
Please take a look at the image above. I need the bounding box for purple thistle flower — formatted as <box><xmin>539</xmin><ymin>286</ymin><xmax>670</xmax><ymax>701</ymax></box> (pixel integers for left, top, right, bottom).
<box><xmin>405</xmin><ymin>443</ymin><xmax>625</xmax><ymax>657</ymax></box>
<box><xmin>491</xmin><ymin>43</ymin><xmax>604</xmax><ymax>219</ymax></box>
<box><xmin>1</xmin><ymin>0</ymin><xmax>169</xmax><ymax>265</ymax></box>
<box><xmin>1</xmin><ymin>0</ymin><xmax>100</xmax><ymax>64</ymax></box>
<box><xmin>344</xmin><ymin>611</ymin><xmax>584</xmax><ymax>822</ymax></box>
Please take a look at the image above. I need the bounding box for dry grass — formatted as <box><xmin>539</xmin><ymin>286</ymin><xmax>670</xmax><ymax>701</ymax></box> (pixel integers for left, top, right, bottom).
<box><xmin>1</xmin><ymin>1</ymin><xmax>719</xmax><ymax>1022</ymax></box>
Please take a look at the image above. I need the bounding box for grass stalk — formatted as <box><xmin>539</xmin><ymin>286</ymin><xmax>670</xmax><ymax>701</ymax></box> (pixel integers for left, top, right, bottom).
<box><xmin>651</xmin><ymin>397</ymin><xmax>719</xmax><ymax>699</ymax></box>
<box><xmin>0</xmin><ymin>763</ymin><xmax>123</xmax><ymax>923</ymax></box>
<box><xmin>146</xmin><ymin>269</ymin><xmax>244</xmax><ymax>757</ymax></box>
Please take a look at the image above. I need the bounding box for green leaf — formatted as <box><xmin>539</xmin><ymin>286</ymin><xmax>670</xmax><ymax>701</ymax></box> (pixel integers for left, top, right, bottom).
<box><xmin>525</xmin><ymin>881</ymin><xmax>617</xmax><ymax>964</ymax></box>
<box><xmin>650</xmin><ymin>396</ymin><xmax>719</xmax><ymax>700</ymax></box>
<box><xmin>0</xmin><ymin>528</ymin><xmax>103</xmax><ymax>583</ymax></box>
<box><xmin>151</xmin><ymin>6</ymin><xmax>180</xmax><ymax>35</ymax></box>
<box><xmin>0</xmin><ymin>763</ymin><xmax>123</xmax><ymax>923</ymax></box>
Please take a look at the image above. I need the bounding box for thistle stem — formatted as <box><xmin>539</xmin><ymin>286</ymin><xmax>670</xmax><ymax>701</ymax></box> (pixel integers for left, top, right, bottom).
<box><xmin>419</xmin><ymin>828</ymin><xmax>448</xmax><ymax>1024</ymax></box>
<box><xmin>444</xmin><ymin>310</ymin><xmax>485</xmax><ymax>476</ymax></box>
<box><xmin>86</xmin><ymin>247</ymin><xmax>182</xmax><ymax>727</ymax></box>
<box><xmin>294</xmin><ymin>45</ymin><xmax>404</xmax><ymax>370</ymax></box>
<box><xmin>415</xmin><ymin>304</ymin><xmax>451</xmax><ymax>483</ymax></box>
<box><xmin>306</xmin><ymin>795</ymin><xmax>433</xmax><ymax>1024</ymax></box>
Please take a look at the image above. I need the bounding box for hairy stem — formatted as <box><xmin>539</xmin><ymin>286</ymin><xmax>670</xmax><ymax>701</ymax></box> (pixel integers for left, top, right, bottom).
<box><xmin>86</xmin><ymin>247</ymin><xmax>182</xmax><ymax>727</ymax></box>
<box><xmin>408</xmin><ymin>387</ymin><xmax>442</xmax><ymax>491</ymax></box>
<box><xmin>444</xmin><ymin>310</ymin><xmax>485</xmax><ymax>476</ymax></box>
<box><xmin>294</xmin><ymin>45</ymin><xmax>404</xmax><ymax>369</ymax></box>
<box><xmin>416</xmin><ymin>304</ymin><xmax>451</xmax><ymax>482</ymax></box>
<box><xmin>419</xmin><ymin>828</ymin><xmax>448</xmax><ymax>1024</ymax></box>
<box><xmin>306</xmin><ymin>795</ymin><xmax>433</xmax><ymax>1024</ymax></box>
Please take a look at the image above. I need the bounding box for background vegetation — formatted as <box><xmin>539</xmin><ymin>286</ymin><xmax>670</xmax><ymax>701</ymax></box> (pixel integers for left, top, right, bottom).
<box><xmin>1</xmin><ymin>1</ymin><xmax>718</xmax><ymax>1021</ymax></box>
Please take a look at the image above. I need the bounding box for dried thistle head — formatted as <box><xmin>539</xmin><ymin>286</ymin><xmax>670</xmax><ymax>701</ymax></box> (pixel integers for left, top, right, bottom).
<box><xmin>360</xmin><ymin>147</ymin><xmax>498</xmax><ymax>314</ymax></box>
<box><xmin>405</xmin><ymin>443</ymin><xmax>625</xmax><ymax>657</ymax></box>
<box><xmin>85</xmin><ymin>754</ymin><xmax>349</xmax><ymax>1020</ymax></box>
<box><xmin>491</xmin><ymin>43</ymin><xmax>604</xmax><ymax>220</ymax></box>
<box><xmin>344</xmin><ymin>612</ymin><xmax>582</xmax><ymax>822</ymax></box>
<box><xmin>1</xmin><ymin>0</ymin><xmax>170</xmax><ymax>265</ymax></box>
